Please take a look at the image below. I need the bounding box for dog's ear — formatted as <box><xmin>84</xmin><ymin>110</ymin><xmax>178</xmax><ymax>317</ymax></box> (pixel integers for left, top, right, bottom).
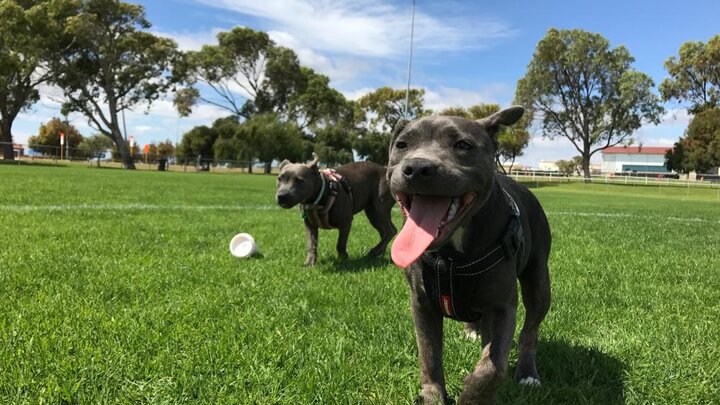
<box><xmin>278</xmin><ymin>159</ymin><xmax>291</xmax><ymax>171</ymax></box>
<box><xmin>307</xmin><ymin>152</ymin><xmax>319</xmax><ymax>169</ymax></box>
<box><xmin>476</xmin><ymin>106</ymin><xmax>524</xmax><ymax>136</ymax></box>
<box><xmin>390</xmin><ymin>118</ymin><xmax>409</xmax><ymax>146</ymax></box>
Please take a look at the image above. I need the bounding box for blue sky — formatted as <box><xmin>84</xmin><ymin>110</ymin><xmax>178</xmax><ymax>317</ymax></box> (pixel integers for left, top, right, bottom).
<box><xmin>14</xmin><ymin>0</ymin><xmax>720</xmax><ymax>166</ymax></box>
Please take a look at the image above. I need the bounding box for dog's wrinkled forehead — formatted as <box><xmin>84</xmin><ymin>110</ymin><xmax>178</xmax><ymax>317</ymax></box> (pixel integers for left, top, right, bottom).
<box><xmin>395</xmin><ymin>116</ymin><xmax>495</xmax><ymax>149</ymax></box>
<box><xmin>416</xmin><ymin>116</ymin><xmax>489</xmax><ymax>140</ymax></box>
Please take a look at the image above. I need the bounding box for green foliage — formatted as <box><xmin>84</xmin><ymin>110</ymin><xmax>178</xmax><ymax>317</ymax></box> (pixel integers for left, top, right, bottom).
<box><xmin>156</xmin><ymin>139</ymin><xmax>174</xmax><ymax>159</ymax></box>
<box><xmin>353</xmin><ymin>87</ymin><xmax>429</xmax><ymax>165</ymax></box>
<box><xmin>0</xmin><ymin>0</ymin><xmax>74</xmax><ymax>158</ymax></box>
<box><xmin>356</xmin><ymin>87</ymin><xmax>428</xmax><ymax>133</ymax></box>
<box><xmin>243</xmin><ymin>113</ymin><xmax>305</xmax><ymax>173</ymax></box>
<box><xmin>497</xmin><ymin>127</ymin><xmax>530</xmax><ymax>172</ymax></box>
<box><xmin>28</xmin><ymin>117</ymin><xmax>83</xmax><ymax>156</ymax></box>
<box><xmin>667</xmin><ymin>108</ymin><xmax>720</xmax><ymax>174</ymax></box>
<box><xmin>515</xmin><ymin>28</ymin><xmax>664</xmax><ymax>178</ymax></box>
<box><xmin>50</xmin><ymin>0</ymin><xmax>178</xmax><ymax>169</ymax></box>
<box><xmin>556</xmin><ymin>156</ymin><xmax>582</xmax><ymax>176</ymax></box>
<box><xmin>313</xmin><ymin>126</ymin><xmax>354</xmax><ymax>166</ymax></box>
<box><xmin>178</xmin><ymin>125</ymin><xmax>217</xmax><ymax>160</ymax></box>
<box><xmin>78</xmin><ymin>133</ymin><xmax>113</xmax><ymax>157</ymax></box>
<box><xmin>660</xmin><ymin>35</ymin><xmax>720</xmax><ymax>114</ymax></box>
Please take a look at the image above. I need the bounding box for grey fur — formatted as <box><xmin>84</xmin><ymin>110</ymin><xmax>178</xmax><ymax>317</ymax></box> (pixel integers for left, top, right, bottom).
<box><xmin>387</xmin><ymin>106</ymin><xmax>552</xmax><ymax>404</ymax></box>
<box><xmin>276</xmin><ymin>157</ymin><xmax>396</xmax><ymax>266</ymax></box>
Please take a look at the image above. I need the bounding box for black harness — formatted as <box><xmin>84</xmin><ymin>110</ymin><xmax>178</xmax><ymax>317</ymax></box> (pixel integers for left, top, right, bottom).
<box><xmin>301</xmin><ymin>169</ymin><xmax>352</xmax><ymax>229</ymax></box>
<box><xmin>420</xmin><ymin>187</ymin><xmax>524</xmax><ymax>322</ymax></box>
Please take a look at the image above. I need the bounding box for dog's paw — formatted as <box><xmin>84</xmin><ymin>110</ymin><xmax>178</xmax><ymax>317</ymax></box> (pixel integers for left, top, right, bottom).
<box><xmin>518</xmin><ymin>377</ymin><xmax>541</xmax><ymax>387</ymax></box>
<box><xmin>304</xmin><ymin>256</ymin><xmax>317</xmax><ymax>266</ymax></box>
<box><xmin>464</xmin><ymin>329</ymin><xmax>481</xmax><ymax>342</ymax></box>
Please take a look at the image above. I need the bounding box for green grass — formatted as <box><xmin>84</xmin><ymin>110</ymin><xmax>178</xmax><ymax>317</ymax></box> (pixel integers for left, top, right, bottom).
<box><xmin>1</xmin><ymin>164</ymin><xmax>719</xmax><ymax>404</ymax></box>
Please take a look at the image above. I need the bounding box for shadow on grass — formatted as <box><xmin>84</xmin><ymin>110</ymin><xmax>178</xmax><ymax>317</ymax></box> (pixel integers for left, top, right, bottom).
<box><xmin>500</xmin><ymin>339</ymin><xmax>626</xmax><ymax>404</ymax></box>
<box><xmin>320</xmin><ymin>254</ymin><xmax>392</xmax><ymax>273</ymax></box>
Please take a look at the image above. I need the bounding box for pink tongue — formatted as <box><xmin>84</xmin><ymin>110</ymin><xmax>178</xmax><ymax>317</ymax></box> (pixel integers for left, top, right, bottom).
<box><xmin>391</xmin><ymin>196</ymin><xmax>451</xmax><ymax>268</ymax></box>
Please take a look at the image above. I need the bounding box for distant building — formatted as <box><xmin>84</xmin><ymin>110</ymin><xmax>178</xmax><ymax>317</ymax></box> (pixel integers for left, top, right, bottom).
<box><xmin>601</xmin><ymin>146</ymin><xmax>671</xmax><ymax>173</ymax></box>
<box><xmin>0</xmin><ymin>143</ymin><xmax>25</xmax><ymax>159</ymax></box>
<box><xmin>538</xmin><ymin>160</ymin><xmax>559</xmax><ymax>172</ymax></box>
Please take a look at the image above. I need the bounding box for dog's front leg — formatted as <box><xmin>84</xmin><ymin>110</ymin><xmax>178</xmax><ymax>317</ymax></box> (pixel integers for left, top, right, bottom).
<box><xmin>409</xmin><ymin>282</ymin><xmax>448</xmax><ymax>404</ymax></box>
<box><xmin>304</xmin><ymin>220</ymin><xmax>318</xmax><ymax>266</ymax></box>
<box><xmin>458</xmin><ymin>303</ymin><xmax>517</xmax><ymax>405</ymax></box>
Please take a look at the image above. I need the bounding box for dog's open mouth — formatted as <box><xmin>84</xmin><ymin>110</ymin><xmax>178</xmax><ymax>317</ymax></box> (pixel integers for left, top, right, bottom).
<box><xmin>392</xmin><ymin>191</ymin><xmax>478</xmax><ymax>268</ymax></box>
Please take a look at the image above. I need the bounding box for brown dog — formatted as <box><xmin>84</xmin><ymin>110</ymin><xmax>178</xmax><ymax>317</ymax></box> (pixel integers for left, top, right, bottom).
<box><xmin>276</xmin><ymin>154</ymin><xmax>397</xmax><ymax>266</ymax></box>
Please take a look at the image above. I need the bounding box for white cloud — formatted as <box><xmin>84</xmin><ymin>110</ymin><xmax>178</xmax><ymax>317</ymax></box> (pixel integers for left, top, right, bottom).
<box><xmin>661</xmin><ymin>108</ymin><xmax>691</xmax><ymax>126</ymax></box>
<box><xmin>423</xmin><ymin>84</ymin><xmax>513</xmax><ymax>111</ymax></box>
<box><xmin>153</xmin><ymin>28</ymin><xmax>224</xmax><ymax>51</ymax></box>
<box><xmin>193</xmin><ymin>0</ymin><xmax>516</xmax><ymax>58</ymax></box>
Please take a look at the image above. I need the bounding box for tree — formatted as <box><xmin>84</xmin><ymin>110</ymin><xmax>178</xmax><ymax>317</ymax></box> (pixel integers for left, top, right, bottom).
<box><xmin>664</xmin><ymin>140</ymin><xmax>685</xmax><ymax>173</ymax></box>
<box><xmin>515</xmin><ymin>29</ymin><xmax>664</xmax><ymax>179</ymax></box>
<box><xmin>242</xmin><ymin>113</ymin><xmax>304</xmax><ymax>174</ymax></box>
<box><xmin>313</xmin><ymin>126</ymin><xmax>354</xmax><ymax>166</ymax></box>
<box><xmin>178</xmin><ymin>125</ymin><xmax>217</xmax><ymax>161</ymax></box>
<box><xmin>666</xmin><ymin>108</ymin><xmax>720</xmax><ymax>174</ymax></box>
<box><xmin>0</xmin><ymin>0</ymin><xmax>73</xmax><ymax>160</ymax></box>
<box><xmin>556</xmin><ymin>156</ymin><xmax>582</xmax><ymax>176</ymax></box>
<box><xmin>174</xmin><ymin>27</ymin><xmax>305</xmax><ymax>118</ymax></box>
<box><xmin>438</xmin><ymin>103</ymin><xmax>530</xmax><ymax>172</ymax></box>
<box><xmin>78</xmin><ymin>133</ymin><xmax>112</xmax><ymax>163</ymax></box>
<box><xmin>211</xmin><ymin>115</ymin><xmax>256</xmax><ymax>171</ymax></box>
<box><xmin>354</xmin><ymin>87</ymin><xmax>428</xmax><ymax>165</ymax></box>
<box><xmin>660</xmin><ymin>35</ymin><xmax>720</xmax><ymax>114</ymax></box>
<box><xmin>28</xmin><ymin>117</ymin><xmax>83</xmax><ymax>157</ymax></box>
<box><xmin>50</xmin><ymin>0</ymin><xmax>178</xmax><ymax>169</ymax></box>
<box><xmin>497</xmin><ymin>127</ymin><xmax>530</xmax><ymax>173</ymax></box>
<box><xmin>156</xmin><ymin>139</ymin><xmax>174</xmax><ymax>160</ymax></box>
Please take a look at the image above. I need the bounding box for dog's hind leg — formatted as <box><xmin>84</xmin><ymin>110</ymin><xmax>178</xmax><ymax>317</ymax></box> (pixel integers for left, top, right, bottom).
<box><xmin>336</xmin><ymin>221</ymin><xmax>351</xmax><ymax>260</ymax></box>
<box><xmin>364</xmin><ymin>203</ymin><xmax>397</xmax><ymax>257</ymax></box>
<box><xmin>515</xmin><ymin>259</ymin><xmax>551</xmax><ymax>385</ymax></box>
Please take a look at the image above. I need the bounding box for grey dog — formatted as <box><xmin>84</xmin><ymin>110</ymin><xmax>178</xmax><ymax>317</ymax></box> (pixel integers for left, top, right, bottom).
<box><xmin>387</xmin><ymin>106</ymin><xmax>551</xmax><ymax>404</ymax></box>
<box><xmin>276</xmin><ymin>154</ymin><xmax>397</xmax><ymax>266</ymax></box>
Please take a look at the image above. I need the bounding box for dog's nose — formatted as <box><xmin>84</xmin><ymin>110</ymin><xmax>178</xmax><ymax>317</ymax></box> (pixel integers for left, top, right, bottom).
<box><xmin>276</xmin><ymin>192</ymin><xmax>290</xmax><ymax>205</ymax></box>
<box><xmin>402</xmin><ymin>158</ymin><xmax>439</xmax><ymax>180</ymax></box>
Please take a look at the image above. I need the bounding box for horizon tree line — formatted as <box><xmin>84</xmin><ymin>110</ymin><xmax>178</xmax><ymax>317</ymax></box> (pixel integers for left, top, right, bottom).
<box><xmin>1</xmin><ymin>0</ymin><xmax>718</xmax><ymax>174</ymax></box>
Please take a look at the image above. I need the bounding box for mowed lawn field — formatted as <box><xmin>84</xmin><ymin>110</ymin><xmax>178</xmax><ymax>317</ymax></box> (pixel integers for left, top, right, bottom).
<box><xmin>1</xmin><ymin>164</ymin><xmax>719</xmax><ymax>404</ymax></box>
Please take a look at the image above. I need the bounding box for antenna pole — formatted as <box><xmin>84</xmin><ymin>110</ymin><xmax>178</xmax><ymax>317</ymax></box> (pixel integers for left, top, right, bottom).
<box><xmin>404</xmin><ymin>0</ymin><xmax>416</xmax><ymax>119</ymax></box>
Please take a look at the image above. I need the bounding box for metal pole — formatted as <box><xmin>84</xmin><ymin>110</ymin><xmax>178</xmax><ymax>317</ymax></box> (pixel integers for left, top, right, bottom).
<box><xmin>403</xmin><ymin>0</ymin><xmax>416</xmax><ymax>119</ymax></box>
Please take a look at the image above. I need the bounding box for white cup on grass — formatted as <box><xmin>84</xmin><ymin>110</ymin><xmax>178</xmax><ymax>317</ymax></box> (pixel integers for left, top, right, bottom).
<box><xmin>229</xmin><ymin>233</ymin><xmax>259</xmax><ymax>258</ymax></box>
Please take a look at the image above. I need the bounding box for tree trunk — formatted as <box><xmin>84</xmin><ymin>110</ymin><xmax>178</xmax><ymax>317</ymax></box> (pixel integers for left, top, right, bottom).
<box><xmin>0</xmin><ymin>122</ymin><xmax>15</xmax><ymax>161</ymax></box>
<box><xmin>507</xmin><ymin>156</ymin><xmax>516</xmax><ymax>174</ymax></box>
<box><xmin>111</xmin><ymin>128</ymin><xmax>135</xmax><ymax>169</ymax></box>
<box><xmin>582</xmin><ymin>154</ymin><xmax>591</xmax><ymax>182</ymax></box>
<box><xmin>247</xmin><ymin>158</ymin><xmax>253</xmax><ymax>174</ymax></box>
<box><xmin>264</xmin><ymin>161</ymin><xmax>272</xmax><ymax>175</ymax></box>
<box><xmin>495</xmin><ymin>156</ymin><xmax>506</xmax><ymax>173</ymax></box>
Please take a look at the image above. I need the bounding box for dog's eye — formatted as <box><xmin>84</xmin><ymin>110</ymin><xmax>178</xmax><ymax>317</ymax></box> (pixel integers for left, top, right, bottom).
<box><xmin>395</xmin><ymin>141</ymin><xmax>407</xmax><ymax>149</ymax></box>
<box><xmin>453</xmin><ymin>140</ymin><xmax>473</xmax><ymax>150</ymax></box>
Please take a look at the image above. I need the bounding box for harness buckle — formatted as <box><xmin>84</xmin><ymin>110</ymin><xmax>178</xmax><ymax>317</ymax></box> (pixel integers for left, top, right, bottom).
<box><xmin>501</xmin><ymin>216</ymin><xmax>523</xmax><ymax>259</ymax></box>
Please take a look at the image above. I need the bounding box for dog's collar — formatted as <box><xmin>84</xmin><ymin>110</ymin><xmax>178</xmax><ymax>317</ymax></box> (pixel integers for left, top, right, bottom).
<box><xmin>305</xmin><ymin>170</ymin><xmax>327</xmax><ymax>209</ymax></box>
<box><xmin>420</xmin><ymin>185</ymin><xmax>524</xmax><ymax>321</ymax></box>
<box><xmin>301</xmin><ymin>170</ymin><xmax>352</xmax><ymax>229</ymax></box>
